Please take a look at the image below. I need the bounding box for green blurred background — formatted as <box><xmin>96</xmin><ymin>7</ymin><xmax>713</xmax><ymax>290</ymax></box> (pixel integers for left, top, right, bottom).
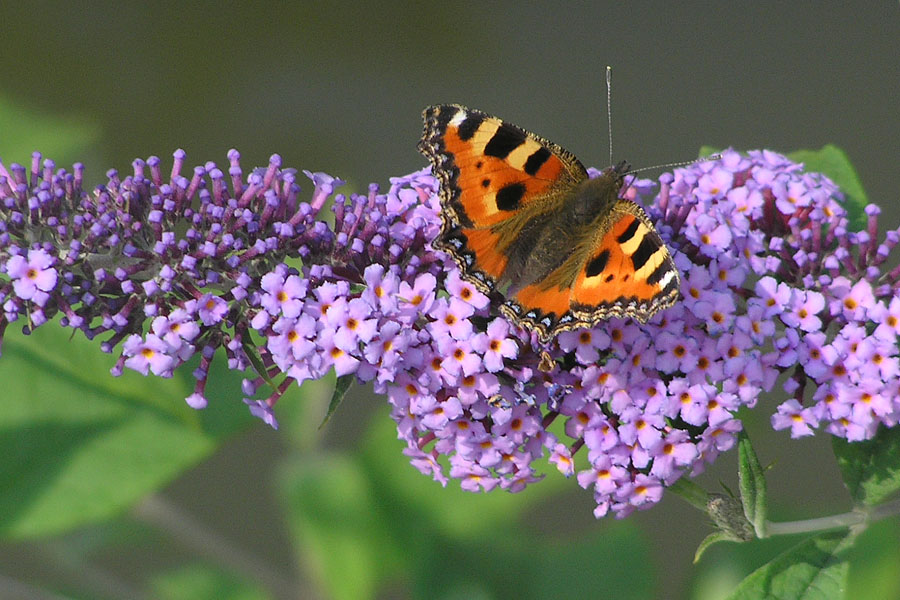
<box><xmin>1</xmin><ymin>3</ymin><xmax>898</xmax><ymax>599</ymax></box>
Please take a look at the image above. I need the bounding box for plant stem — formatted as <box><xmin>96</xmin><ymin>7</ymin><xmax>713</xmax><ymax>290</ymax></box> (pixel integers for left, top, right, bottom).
<box><xmin>765</xmin><ymin>511</ymin><xmax>865</xmax><ymax>536</ymax></box>
<box><xmin>764</xmin><ymin>497</ymin><xmax>900</xmax><ymax>537</ymax></box>
<box><xmin>672</xmin><ymin>477</ymin><xmax>900</xmax><ymax>538</ymax></box>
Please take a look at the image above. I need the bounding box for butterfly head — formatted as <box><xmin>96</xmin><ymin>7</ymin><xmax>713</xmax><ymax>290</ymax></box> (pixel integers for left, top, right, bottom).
<box><xmin>609</xmin><ymin>160</ymin><xmax>632</xmax><ymax>179</ymax></box>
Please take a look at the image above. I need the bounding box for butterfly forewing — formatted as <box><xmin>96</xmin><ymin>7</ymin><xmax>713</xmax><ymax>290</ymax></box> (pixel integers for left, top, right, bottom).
<box><xmin>420</xmin><ymin>105</ymin><xmax>585</xmax><ymax>229</ymax></box>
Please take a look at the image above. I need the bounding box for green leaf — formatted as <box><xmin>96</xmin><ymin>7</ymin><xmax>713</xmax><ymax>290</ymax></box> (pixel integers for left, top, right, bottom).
<box><xmin>151</xmin><ymin>564</ymin><xmax>270</xmax><ymax>600</ymax></box>
<box><xmin>699</xmin><ymin>145</ymin><xmax>723</xmax><ymax>159</ymax></box>
<box><xmin>496</xmin><ymin>521</ymin><xmax>655</xmax><ymax>600</ymax></box>
<box><xmin>725</xmin><ymin>531</ymin><xmax>853</xmax><ymax>600</ymax></box>
<box><xmin>789</xmin><ymin>145</ymin><xmax>868</xmax><ymax>230</ymax></box>
<box><xmin>241</xmin><ymin>335</ymin><xmax>275</xmax><ymax>388</ymax></box>
<box><xmin>695</xmin><ymin>531</ymin><xmax>741</xmax><ymax>563</ymax></box>
<box><xmin>738</xmin><ymin>431</ymin><xmax>768</xmax><ymax>538</ymax></box>
<box><xmin>0</xmin><ymin>324</ymin><xmax>251</xmax><ymax>540</ymax></box>
<box><xmin>358</xmin><ymin>416</ymin><xmax>656</xmax><ymax>599</ymax></box>
<box><xmin>833</xmin><ymin>426</ymin><xmax>900</xmax><ymax>506</ymax></box>
<box><xmin>846</xmin><ymin>518</ymin><xmax>900</xmax><ymax>600</ymax></box>
<box><xmin>319</xmin><ymin>374</ymin><xmax>354</xmax><ymax>429</ymax></box>
<box><xmin>359</xmin><ymin>409</ymin><xmax>552</xmax><ymax>539</ymax></box>
<box><xmin>278</xmin><ymin>452</ymin><xmax>401</xmax><ymax>600</ymax></box>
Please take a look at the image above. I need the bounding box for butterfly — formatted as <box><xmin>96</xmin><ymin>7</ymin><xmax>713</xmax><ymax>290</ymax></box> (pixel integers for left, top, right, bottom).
<box><xmin>418</xmin><ymin>104</ymin><xmax>680</xmax><ymax>344</ymax></box>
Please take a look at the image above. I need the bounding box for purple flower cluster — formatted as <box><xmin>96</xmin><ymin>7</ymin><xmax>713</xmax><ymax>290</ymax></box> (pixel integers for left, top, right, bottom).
<box><xmin>0</xmin><ymin>150</ymin><xmax>360</xmax><ymax>409</ymax></box>
<box><xmin>659</xmin><ymin>151</ymin><xmax>900</xmax><ymax>442</ymax></box>
<box><xmin>1</xmin><ymin>146</ymin><xmax>897</xmax><ymax>519</ymax></box>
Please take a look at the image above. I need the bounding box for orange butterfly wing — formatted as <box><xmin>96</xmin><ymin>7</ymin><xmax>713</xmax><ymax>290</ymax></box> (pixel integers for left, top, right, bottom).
<box><xmin>570</xmin><ymin>201</ymin><xmax>679</xmax><ymax>321</ymax></box>
<box><xmin>499</xmin><ymin>200</ymin><xmax>679</xmax><ymax>340</ymax></box>
<box><xmin>419</xmin><ymin>104</ymin><xmax>586</xmax><ymax>289</ymax></box>
<box><xmin>419</xmin><ymin>105</ymin><xmax>680</xmax><ymax>342</ymax></box>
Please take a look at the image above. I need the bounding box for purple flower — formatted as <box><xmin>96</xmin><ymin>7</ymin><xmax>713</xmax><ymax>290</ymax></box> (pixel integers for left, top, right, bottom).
<box><xmin>471</xmin><ymin>318</ymin><xmax>518</xmax><ymax>372</ymax></box>
<box><xmin>829</xmin><ymin>277</ymin><xmax>875</xmax><ymax>321</ymax></box>
<box><xmin>780</xmin><ymin>290</ymin><xmax>825</xmax><ymax>332</ymax></box>
<box><xmin>691</xmin><ymin>291</ymin><xmax>737</xmax><ymax>333</ymax></box>
<box><xmin>361</xmin><ymin>264</ymin><xmax>401</xmax><ymax>316</ymax></box>
<box><xmin>122</xmin><ymin>333</ymin><xmax>175</xmax><ymax>377</ymax></box>
<box><xmin>6</xmin><ymin>249</ymin><xmax>58</xmax><ymax>303</ymax></box>
<box><xmin>445</xmin><ymin>270</ymin><xmax>490</xmax><ymax>310</ymax></box>
<box><xmin>197</xmin><ymin>293</ymin><xmax>227</xmax><ymax>326</ymax></box>
<box><xmin>397</xmin><ymin>272</ymin><xmax>437</xmax><ymax>317</ymax></box>
<box><xmin>755</xmin><ymin>276</ymin><xmax>792</xmax><ymax>318</ymax></box>
<box><xmin>735</xmin><ymin>302</ymin><xmax>775</xmax><ymax>343</ymax></box>
<box><xmin>697</xmin><ymin>168</ymin><xmax>733</xmax><ymax>200</ymax></box>
<box><xmin>269</xmin><ymin>315</ymin><xmax>317</xmax><ymax>366</ymax></box>
<box><xmin>427</xmin><ymin>297</ymin><xmax>475</xmax><ymax>341</ymax></box>
<box><xmin>685</xmin><ymin>213</ymin><xmax>734</xmax><ymax>257</ymax></box>
<box><xmin>578</xmin><ymin>452</ymin><xmax>624</xmax><ymax>490</ymax></box>
<box><xmin>243</xmin><ymin>398</ymin><xmax>279</xmax><ymax>430</ymax></box>
<box><xmin>185</xmin><ymin>392</ymin><xmax>209</xmax><ymax>410</ymax></box>
<box><xmin>617</xmin><ymin>474</ymin><xmax>664</xmax><ymax>512</ymax></box>
<box><xmin>452</xmin><ymin>461</ymin><xmax>500</xmax><ymax>493</ymax></box>
<box><xmin>260</xmin><ymin>268</ymin><xmax>307</xmax><ymax>318</ymax></box>
<box><xmin>557</xmin><ymin>327</ymin><xmax>610</xmax><ymax>364</ymax></box>
<box><xmin>438</xmin><ymin>337</ymin><xmax>482</xmax><ymax>380</ymax></box>
<box><xmin>363</xmin><ymin>321</ymin><xmax>410</xmax><ymax>381</ymax></box>
<box><xmin>549</xmin><ymin>443</ymin><xmax>576</xmax><ymax>477</ymax></box>
<box><xmin>648</xmin><ymin>431</ymin><xmax>699</xmax><ymax>483</ymax></box>
<box><xmin>151</xmin><ymin>308</ymin><xmax>200</xmax><ymax>362</ymax></box>
<box><xmin>328</xmin><ymin>297</ymin><xmax>378</xmax><ymax>351</ymax></box>
<box><xmin>316</xmin><ymin>328</ymin><xmax>360</xmax><ymax>377</ymax></box>
<box><xmin>872</xmin><ymin>297</ymin><xmax>900</xmax><ymax>339</ymax></box>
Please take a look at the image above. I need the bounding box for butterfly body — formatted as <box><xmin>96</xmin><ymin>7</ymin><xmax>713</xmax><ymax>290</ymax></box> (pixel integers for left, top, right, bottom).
<box><xmin>500</xmin><ymin>166</ymin><xmax>626</xmax><ymax>294</ymax></box>
<box><xmin>419</xmin><ymin>104</ymin><xmax>680</xmax><ymax>343</ymax></box>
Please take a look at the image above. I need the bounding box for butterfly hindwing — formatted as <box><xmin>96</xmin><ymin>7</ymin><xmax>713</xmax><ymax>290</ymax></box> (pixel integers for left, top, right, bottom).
<box><xmin>499</xmin><ymin>199</ymin><xmax>679</xmax><ymax>339</ymax></box>
<box><xmin>570</xmin><ymin>200</ymin><xmax>680</xmax><ymax>321</ymax></box>
<box><xmin>419</xmin><ymin>105</ymin><xmax>681</xmax><ymax>343</ymax></box>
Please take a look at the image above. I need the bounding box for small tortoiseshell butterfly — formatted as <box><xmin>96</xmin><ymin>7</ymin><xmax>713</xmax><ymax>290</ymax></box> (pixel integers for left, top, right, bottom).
<box><xmin>418</xmin><ymin>104</ymin><xmax>680</xmax><ymax>343</ymax></box>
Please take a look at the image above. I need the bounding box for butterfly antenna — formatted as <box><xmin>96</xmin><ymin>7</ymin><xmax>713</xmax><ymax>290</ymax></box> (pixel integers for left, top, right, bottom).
<box><xmin>606</xmin><ymin>66</ymin><xmax>614</xmax><ymax>166</ymax></box>
<box><xmin>629</xmin><ymin>153</ymin><xmax>723</xmax><ymax>176</ymax></box>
